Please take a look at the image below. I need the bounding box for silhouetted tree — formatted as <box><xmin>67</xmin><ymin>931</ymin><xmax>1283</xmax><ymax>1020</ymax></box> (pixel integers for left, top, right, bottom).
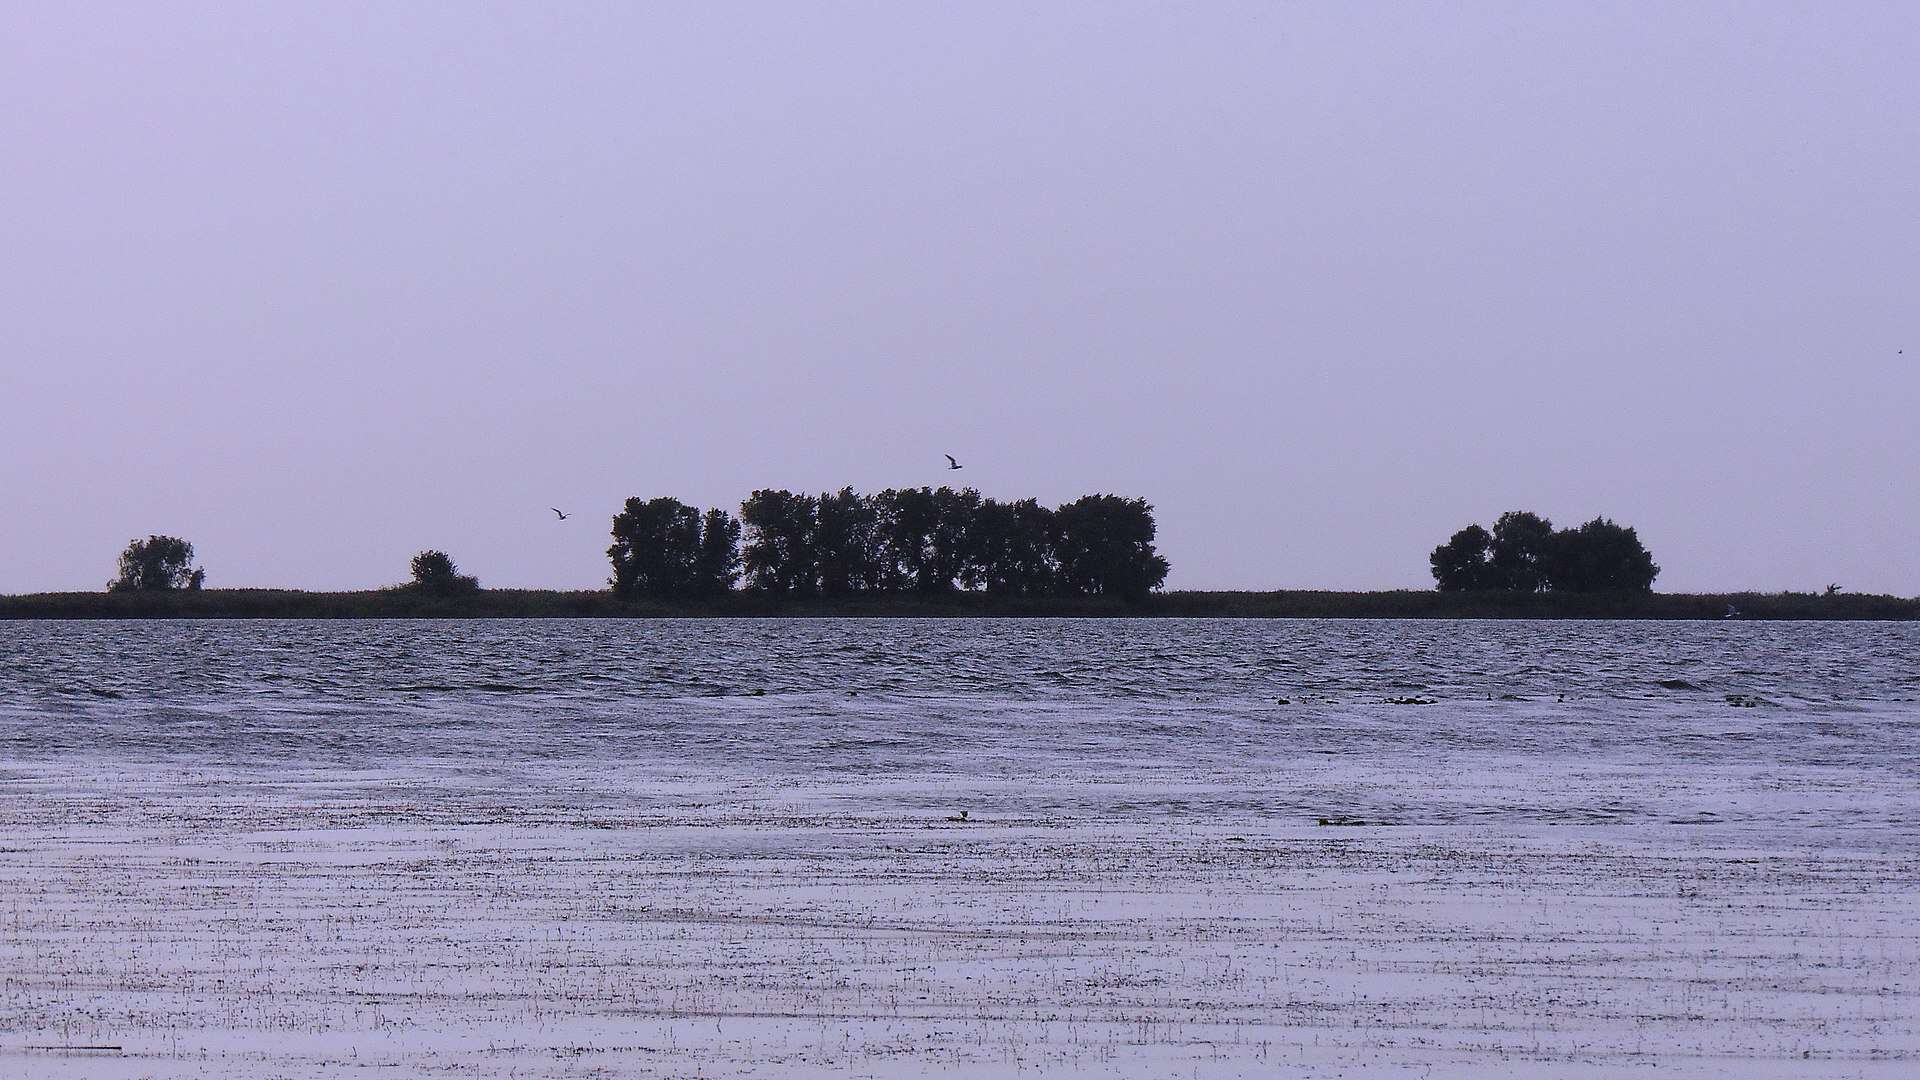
<box><xmin>927</xmin><ymin>486</ymin><xmax>982</xmax><ymax>592</ymax></box>
<box><xmin>608</xmin><ymin>496</ymin><xmax>703</xmax><ymax>596</ymax></box>
<box><xmin>816</xmin><ymin>487</ymin><xmax>882</xmax><ymax>595</ymax></box>
<box><xmin>876</xmin><ymin>487</ymin><xmax>940</xmax><ymax>591</ymax></box>
<box><xmin>109</xmin><ymin>535</ymin><xmax>205</xmax><ymax>592</ymax></box>
<box><xmin>966</xmin><ymin>498</ymin><xmax>1059</xmax><ymax>593</ymax></box>
<box><xmin>740</xmin><ymin>489</ymin><xmax>819</xmax><ymax>593</ymax></box>
<box><xmin>1543</xmin><ymin>517</ymin><xmax>1659</xmax><ymax>592</ymax></box>
<box><xmin>961</xmin><ymin>498</ymin><xmax>1011</xmax><ymax>592</ymax></box>
<box><xmin>409</xmin><ymin>549</ymin><xmax>479</xmax><ymax>593</ymax></box>
<box><xmin>1430</xmin><ymin>524</ymin><xmax>1494</xmax><ymax>591</ymax></box>
<box><xmin>1053</xmin><ymin>495</ymin><xmax>1169</xmax><ymax>598</ymax></box>
<box><xmin>1005</xmin><ymin>498</ymin><xmax>1061</xmax><ymax>594</ymax></box>
<box><xmin>1488</xmin><ymin>511</ymin><xmax>1555</xmax><ymax>592</ymax></box>
<box><xmin>692</xmin><ymin>508</ymin><xmax>742</xmax><ymax>595</ymax></box>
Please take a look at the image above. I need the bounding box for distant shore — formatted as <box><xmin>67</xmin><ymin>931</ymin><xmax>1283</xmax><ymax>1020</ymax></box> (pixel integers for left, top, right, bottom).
<box><xmin>2</xmin><ymin>588</ymin><xmax>1915</xmax><ymax>620</ymax></box>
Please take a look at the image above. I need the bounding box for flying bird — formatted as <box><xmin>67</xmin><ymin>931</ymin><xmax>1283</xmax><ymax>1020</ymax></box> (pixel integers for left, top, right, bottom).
<box><xmin>944</xmin><ymin>454</ymin><xmax>963</xmax><ymax>471</ymax></box>
<box><xmin>550</xmin><ymin>508</ymin><xmax>570</xmax><ymax>520</ymax></box>
<box><xmin>1723</xmin><ymin>604</ymin><xmax>1740</xmax><ymax>619</ymax></box>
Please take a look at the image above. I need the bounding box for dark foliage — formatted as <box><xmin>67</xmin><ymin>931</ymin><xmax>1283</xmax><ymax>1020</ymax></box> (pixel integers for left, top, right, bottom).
<box><xmin>1430</xmin><ymin>525</ymin><xmax>1494</xmax><ymax>592</ymax></box>
<box><xmin>1053</xmin><ymin>495</ymin><xmax>1171</xmax><ymax>599</ymax></box>
<box><xmin>693</xmin><ymin>508</ymin><xmax>743</xmax><ymax>595</ymax></box>
<box><xmin>816</xmin><ymin>487</ymin><xmax>883</xmax><ymax>595</ymax></box>
<box><xmin>1432</xmin><ymin>511</ymin><xmax>1659</xmax><ymax>593</ymax></box>
<box><xmin>1542</xmin><ymin>517</ymin><xmax>1660</xmax><ymax>593</ymax></box>
<box><xmin>928</xmin><ymin>486</ymin><xmax>982</xmax><ymax>593</ymax></box>
<box><xmin>109</xmin><ymin>535</ymin><xmax>206</xmax><ymax>592</ymax></box>
<box><xmin>1488</xmin><ymin>511</ymin><xmax>1555</xmax><ymax>592</ymax></box>
<box><xmin>740</xmin><ymin>489</ymin><xmax>820</xmax><ymax>594</ymax></box>
<box><xmin>409</xmin><ymin>550</ymin><xmax>479</xmax><ymax>593</ymax></box>
<box><xmin>609</xmin><ymin>486</ymin><xmax>1167</xmax><ymax>600</ymax></box>
<box><xmin>609</xmin><ymin>497</ymin><xmax>730</xmax><ymax>597</ymax></box>
<box><xmin>875</xmin><ymin>487</ymin><xmax>940</xmax><ymax>591</ymax></box>
<box><xmin>967</xmin><ymin>498</ymin><xmax>1059</xmax><ymax>594</ymax></box>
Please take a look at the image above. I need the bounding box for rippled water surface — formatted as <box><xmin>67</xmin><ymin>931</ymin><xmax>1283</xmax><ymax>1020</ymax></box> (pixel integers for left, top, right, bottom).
<box><xmin>4</xmin><ymin>618</ymin><xmax>1917</xmax><ymax>843</ymax></box>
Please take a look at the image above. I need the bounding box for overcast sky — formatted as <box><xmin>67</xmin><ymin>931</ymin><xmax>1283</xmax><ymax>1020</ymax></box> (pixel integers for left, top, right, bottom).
<box><xmin>2</xmin><ymin>2</ymin><xmax>1914</xmax><ymax>594</ymax></box>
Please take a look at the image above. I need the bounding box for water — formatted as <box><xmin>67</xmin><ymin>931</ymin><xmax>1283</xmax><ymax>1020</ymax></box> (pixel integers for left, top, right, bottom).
<box><xmin>5</xmin><ymin>617</ymin><xmax>1918</xmax><ymax>1077</ymax></box>
<box><xmin>3</xmin><ymin>617</ymin><xmax>1917</xmax><ymax>844</ymax></box>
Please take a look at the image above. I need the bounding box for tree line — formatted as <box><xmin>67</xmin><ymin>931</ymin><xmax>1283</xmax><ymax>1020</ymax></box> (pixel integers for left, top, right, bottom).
<box><xmin>609</xmin><ymin>487</ymin><xmax>1171</xmax><ymax>599</ymax></box>
<box><xmin>1430</xmin><ymin>511</ymin><xmax>1659</xmax><ymax>592</ymax></box>
<box><xmin>102</xmin><ymin>504</ymin><xmax>1661</xmax><ymax>600</ymax></box>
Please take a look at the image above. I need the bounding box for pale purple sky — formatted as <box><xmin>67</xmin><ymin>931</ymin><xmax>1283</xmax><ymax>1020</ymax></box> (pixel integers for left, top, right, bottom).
<box><xmin>2</xmin><ymin>3</ymin><xmax>1914</xmax><ymax>594</ymax></box>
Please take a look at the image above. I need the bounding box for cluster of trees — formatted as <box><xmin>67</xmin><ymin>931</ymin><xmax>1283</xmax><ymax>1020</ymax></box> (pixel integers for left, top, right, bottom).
<box><xmin>609</xmin><ymin>487</ymin><xmax>1171</xmax><ymax>599</ymax></box>
<box><xmin>109</xmin><ymin>536</ymin><xmax>205</xmax><ymax>592</ymax></box>
<box><xmin>1430</xmin><ymin>511</ymin><xmax>1659</xmax><ymax>593</ymax></box>
<box><xmin>101</xmin><ymin>506</ymin><xmax>1664</xmax><ymax>603</ymax></box>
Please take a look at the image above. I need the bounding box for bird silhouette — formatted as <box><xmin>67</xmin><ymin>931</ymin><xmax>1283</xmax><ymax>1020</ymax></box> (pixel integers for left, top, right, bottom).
<box><xmin>550</xmin><ymin>508</ymin><xmax>569</xmax><ymax>520</ymax></box>
<box><xmin>944</xmin><ymin>454</ymin><xmax>963</xmax><ymax>471</ymax></box>
<box><xmin>1723</xmin><ymin>604</ymin><xmax>1740</xmax><ymax>619</ymax></box>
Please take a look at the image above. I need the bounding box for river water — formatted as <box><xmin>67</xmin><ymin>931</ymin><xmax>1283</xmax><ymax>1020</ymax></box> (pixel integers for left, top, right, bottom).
<box><xmin>4</xmin><ymin>618</ymin><xmax>1919</xmax><ymax>1077</ymax></box>
<box><xmin>3</xmin><ymin>617</ymin><xmax>1916</xmax><ymax>843</ymax></box>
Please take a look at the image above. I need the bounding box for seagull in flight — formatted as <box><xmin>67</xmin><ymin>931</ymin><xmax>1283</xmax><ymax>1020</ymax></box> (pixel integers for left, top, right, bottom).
<box><xmin>944</xmin><ymin>453</ymin><xmax>963</xmax><ymax>471</ymax></box>
<box><xmin>550</xmin><ymin>507</ymin><xmax>570</xmax><ymax>520</ymax></box>
<box><xmin>1723</xmin><ymin>604</ymin><xmax>1740</xmax><ymax>619</ymax></box>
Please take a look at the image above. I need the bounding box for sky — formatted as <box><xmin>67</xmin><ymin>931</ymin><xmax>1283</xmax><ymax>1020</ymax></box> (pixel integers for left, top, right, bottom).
<box><xmin>2</xmin><ymin>2</ymin><xmax>1914</xmax><ymax>595</ymax></box>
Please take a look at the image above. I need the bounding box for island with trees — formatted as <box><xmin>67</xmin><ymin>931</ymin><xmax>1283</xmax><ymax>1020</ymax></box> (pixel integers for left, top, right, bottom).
<box><xmin>2</xmin><ymin>496</ymin><xmax>1914</xmax><ymax>620</ymax></box>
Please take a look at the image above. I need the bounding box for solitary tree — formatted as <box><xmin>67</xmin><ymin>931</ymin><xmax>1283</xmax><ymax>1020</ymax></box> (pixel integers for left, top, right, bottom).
<box><xmin>109</xmin><ymin>535</ymin><xmax>205</xmax><ymax>592</ymax></box>
<box><xmin>409</xmin><ymin>550</ymin><xmax>479</xmax><ymax>593</ymax></box>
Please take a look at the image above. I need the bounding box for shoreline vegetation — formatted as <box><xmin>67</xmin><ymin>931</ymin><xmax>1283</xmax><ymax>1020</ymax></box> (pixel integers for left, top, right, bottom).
<box><xmin>3</xmin><ymin>587</ymin><xmax>1915</xmax><ymax>620</ymax></box>
<box><xmin>45</xmin><ymin>497</ymin><xmax>1910</xmax><ymax>620</ymax></box>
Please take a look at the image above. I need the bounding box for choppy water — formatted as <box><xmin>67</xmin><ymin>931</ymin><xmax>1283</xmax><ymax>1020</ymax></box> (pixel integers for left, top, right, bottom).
<box><xmin>3</xmin><ymin>618</ymin><xmax>1917</xmax><ymax>843</ymax></box>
